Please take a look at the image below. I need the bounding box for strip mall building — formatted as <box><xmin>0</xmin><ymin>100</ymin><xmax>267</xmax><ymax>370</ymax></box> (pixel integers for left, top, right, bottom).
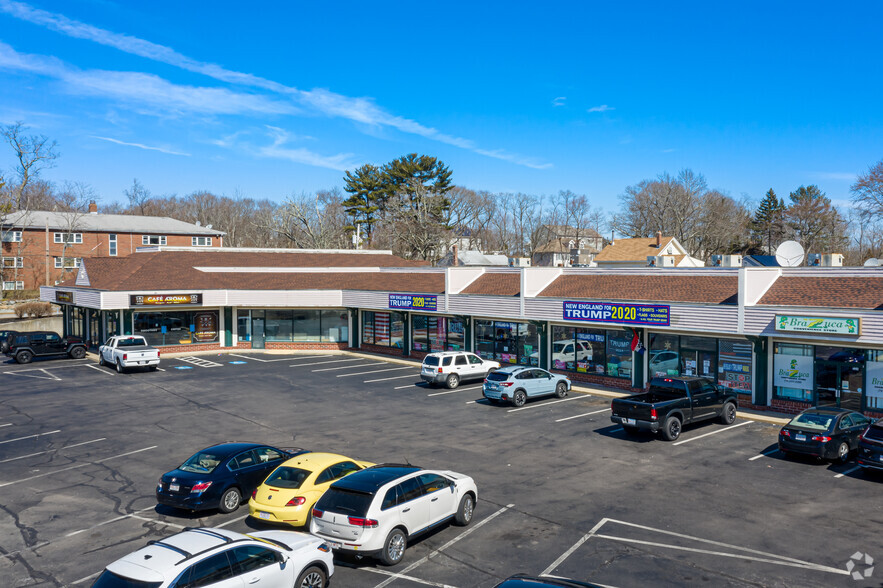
<box><xmin>41</xmin><ymin>247</ymin><xmax>883</xmax><ymax>418</ymax></box>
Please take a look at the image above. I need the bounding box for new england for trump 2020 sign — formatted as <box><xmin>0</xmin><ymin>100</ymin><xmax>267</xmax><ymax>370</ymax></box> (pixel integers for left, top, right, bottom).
<box><xmin>563</xmin><ymin>301</ymin><xmax>670</xmax><ymax>326</ymax></box>
<box><xmin>388</xmin><ymin>293</ymin><xmax>438</xmax><ymax>312</ymax></box>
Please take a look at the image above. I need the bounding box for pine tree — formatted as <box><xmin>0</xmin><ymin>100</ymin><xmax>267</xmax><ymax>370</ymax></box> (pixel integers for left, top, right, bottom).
<box><xmin>342</xmin><ymin>164</ymin><xmax>384</xmax><ymax>246</ymax></box>
<box><xmin>751</xmin><ymin>189</ymin><xmax>786</xmax><ymax>253</ymax></box>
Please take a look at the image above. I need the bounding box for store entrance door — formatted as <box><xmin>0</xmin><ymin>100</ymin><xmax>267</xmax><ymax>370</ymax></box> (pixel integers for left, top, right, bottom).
<box><xmin>816</xmin><ymin>361</ymin><xmax>863</xmax><ymax>410</ymax></box>
<box><xmin>252</xmin><ymin>311</ymin><xmax>265</xmax><ymax>349</ymax></box>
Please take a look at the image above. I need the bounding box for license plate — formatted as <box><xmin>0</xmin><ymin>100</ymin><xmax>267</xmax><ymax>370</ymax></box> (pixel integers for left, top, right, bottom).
<box><xmin>258</xmin><ymin>512</ymin><xmax>271</xmax><ymax>520</ymax></box>
<box><xmin>623</xmin><ymin>418</ymin><xmax>636</xmax><ymax>426</ymax></box>
<box><xmin>879</xmin><ymin>455</ymin><xmax>883</xmax><ymax>462</ymax></box>
<box><xmin>169</xmin><ymin>484</ymin><xmax>180</xmax><ymax>492</ymax></box>
<box><xmin>326</xmin><ymin>540</ymin><xmax>342</xmax><ymax>549</ymax></box>
<box><xmin>795</xmin><ymin>434</ymin><xmax>806</xmax><ymax>442</ymax></box>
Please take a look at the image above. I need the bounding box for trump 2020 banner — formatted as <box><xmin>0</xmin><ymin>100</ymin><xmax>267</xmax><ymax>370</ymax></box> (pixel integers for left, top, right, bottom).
<box><xmin>563</xmin><ymin>301</ymin><xmax>670</xmax><ymax>326</ymax></box>
<box><xmin>388</xmin><ymin>294</ymin><xmax>438</xmax><ymax>312</ymax></box>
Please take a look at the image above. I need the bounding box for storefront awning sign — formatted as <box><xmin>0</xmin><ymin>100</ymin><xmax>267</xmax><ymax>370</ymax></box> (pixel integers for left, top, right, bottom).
<box><xmin>129</xmin><ymin>293</ymin><xmax>202</xmax><ymax>306</ymax></box>
<box><xmin>388</xmin><ymin>294</ymin><xmax>437</xmax><ymax>312</ymax></box>
<box><xmin>563</xmin><ymin>301</ymin><xmax>670</xmax><ymax>326</ymax></box>
<box><xmin>55</xmin><ymin>291</ymin><xmax>73</xmax><ymax>303</ymax></box>
<box><xmin>775</xmin><ymin>315</ymin><xmax>860</xmax><ymax>335</ymax></box>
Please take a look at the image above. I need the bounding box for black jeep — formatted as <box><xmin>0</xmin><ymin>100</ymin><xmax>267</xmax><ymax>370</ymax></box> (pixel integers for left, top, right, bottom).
<box><xmin>4</xmin><ymin>331</ymin><xmax>87</xmax><ymax>364</ymax></box>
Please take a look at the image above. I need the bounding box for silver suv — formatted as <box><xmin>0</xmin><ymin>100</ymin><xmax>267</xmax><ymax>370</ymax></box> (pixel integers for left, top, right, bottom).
<box><xmin>420</xmin><ymin>351</ymin><xmax>500</xmax><ymax>389</ymax></box>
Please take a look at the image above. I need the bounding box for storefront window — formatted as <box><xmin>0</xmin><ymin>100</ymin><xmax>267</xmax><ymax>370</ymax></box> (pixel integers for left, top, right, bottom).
<box><xmin>411</xmin><ymin>315</ymin><xmax>466</xmax><ymax>352</ymax></box>
<box><xmin>266</xmin><ymin>310</ymin><xmax>294</xmax><ymax>342</ymax></box>
<box><xmin>362</xmin><ymin>312</ymin><xmax>374</xmax><ymax>345</ymax></box>
<box><xmin>773</xmin><ymin>343</ymin><xmax>813</xmax><ymax>402</ymax></box>
<box><xmin>361</xmin><ymin>311</ymin><xmax>402</xmax><ymax>348</ymax></box>
<box><xmin>104</xmin><ymin>311</ymin><xmax>120</xmax><ymax>340</ymax></box>
<box><xmin>475</xmin><ymin>319</ymin><xmax>539</xmax><ymax>365</ymax></box>
<box><xmin>390</xmin><ymin>313</ymin><xmax>404</xmax><ymax>349</ymax></box>
<box><xmin>413</xmin><ymin>315</ymin><xmax>429</xmax><ymax>351</ymax></box>
<box><xmin>238</xmin><ymin>310</ymin><xmax>251</xmax><ymax>342</ymax></box>
<box><xmin>606</xmin><ymin>330</ymin><xmax>632</xmax><ymax>379</ymax></box>
<box><xmin>551</xmin><ymin>325</ymin><xmax>576</xmax><ymax>370</ymax></box>
<box><xmin>320</xmin><ymin>310</ymin><xmax>348</xmax><ymax>343</ymax></box>
<box><xmin>867</xmin><ymin>350</ymin><xmax>883</xmax><ymax>412</ymax></box>
<box><xmin>69</xmin><ymin>307</ymin><xmax>85</xmax><ymax>338</ymax></box>
<box><xmin>475</xmin><ymin>320</ymin><xmax>495</xmax><ymax>360</ymax></box>
<box><xmin>447</xmin><ymin>318</ymin><xmax>465</xmax><ymax>351</ymax></box>
<box><xmin>551</xmin><ymin>326</ymin><xmax>608</xmax><ymax>374</ymax></box>
<box><xmin>292</xmin><ymin>310</ymin><xmax>321</xmax><ymax>342</ymax></box>
<box><xmin>679</xmin><ymin>335</ymin><xmax>717</xmax><ymax>378</ymax></box>
<box><xmin>649</xmin><ymin>333</ymin><xmax>680</xmax><ymax>377</ymax></box>
<box><xmin>719</xmin><ymin>339</ymin><xmax>753</xmax><ymax>394</ymax></box>
<box><xmin>133</xmin><ymin>310</ymin><xmax>219</xmax><ymax>346</ymax></box>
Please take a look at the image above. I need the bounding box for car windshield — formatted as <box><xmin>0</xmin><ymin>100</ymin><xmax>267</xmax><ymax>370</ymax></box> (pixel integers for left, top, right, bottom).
<box><xmin>117</xmin><ymin>337</ymin><xmax>147</xmax><ymax>347</ymax></box>
<box><xmin>92</xmin><ymin>570</ymin><xmax>162</xmax><ymax>588</ymax></box>
<box><xmin>315</xmin><ymin>488</ymin><xmax>373</xmax><ymax>517</ymax></box>
<box><xmin>789</xmin><ymin>413</ymin><xmax>834</xmax><ymax>432</ymax></box>
<box><xmin>423</xmin><ymin>356</ymin><xmax>440</xmax><ymax>366</ymax></box>
<box><xmin>486</xmin><ymin>372</ymin><xmax>511</xmax><ymax>382</ymax></box>
<box><xmin>864</xmin><ymin>423</ymin><xmax>883</xmax><ymax>441</ymax></box>
<box><xmin>179</xmin><ymin>451</ymin><xmax>224</xmax><ymax>473</ymax></box>
<box><xmin>264</xmin><ymin>466</ymin><xmax>311</xmax><ymax>489</ymax></box>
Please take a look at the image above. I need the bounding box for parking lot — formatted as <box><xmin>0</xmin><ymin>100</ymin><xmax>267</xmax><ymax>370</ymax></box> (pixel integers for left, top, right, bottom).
<box><xmin>0</xmin><ymin>351</ymin><xmax>879</xmax><ymax>587</ymax></box>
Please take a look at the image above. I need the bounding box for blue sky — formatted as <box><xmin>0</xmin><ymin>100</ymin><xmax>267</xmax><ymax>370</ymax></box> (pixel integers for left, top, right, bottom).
<box><xmin>0</xmin><ymin>1</ymin><xmax>881</xmax><ymax>211</ymax></box>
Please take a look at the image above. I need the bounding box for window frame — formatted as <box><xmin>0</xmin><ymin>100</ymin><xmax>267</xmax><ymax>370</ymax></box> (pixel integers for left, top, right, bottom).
<box><xmin>1</xmin><ymin>257</ymin><xmax>23</xmax><ymax>268</ymax></box>
<box><xmin>108</xmin><ymin>233</ymin><xmax>117</xmax><ymax>256</ymax></box>
<box><xmin>191</xmin><ymin>236</ymin><xmax>213</xmax><ymax>247</ymax></box>
<box><xmin>141</xmin><ymin>235</ymin><xmax>167</xmax><ymax>246</ymax></box>
<box><xmin>2</xmin><ymin>281</ymin><xmax>25</xmax><ymax>290</ymax></box>
<box><xmin>53</xmin><ymin>232</ymin><xmax>83</xmax><ymax>244</ymax></box>
<box><xmin>2</xmin><ymin>230</ymin><xmax>23</xmax><ymax>242</ymax></box>
<box><xmin>54</xmin><ymin>257</ymin><xmax>82</xmax><ymax>269</ymax></box>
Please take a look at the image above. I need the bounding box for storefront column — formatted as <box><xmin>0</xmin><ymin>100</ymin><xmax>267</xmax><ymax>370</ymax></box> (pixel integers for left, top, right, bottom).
<box><xmin>461</xmin><ymin>316</ymin><xmax>473</xmax><ymax>352</ymax></box>
<box><xmin>632</xmin><ymin>327</ymin><xmax>645</xmax><ymax>389</ymax></box>
<box><xmin>748</xmin><ymin>335</ymin><xmax>769</xmax><ymax>406</ymax></box>
<box><xmin>402</xmin><ymin>312</ymin><xmax>410</xmax><ymax>357</ymax></box>
<box><xmin>530</xmin><ymin>320</ymin><xmax>549</xmax><ymax>370</ymax></box>
<box><xmin>123</xmin><ymin>310</ymin><xmax>133</xmax><ymax>335</ymax></box>
<box><xmin>347</xmin><ymin>308</ymin><xmax>359</xmax><ymax>348</ymax></box>
<box><xmin>223</xmin><ymin>307</ymin><xmax>233</xmax><ymax>347</ymax></box>
<box><xmin>61</xmin><ymin>305</ymin><xmax>70</xmax><ymax>337</ymax></box>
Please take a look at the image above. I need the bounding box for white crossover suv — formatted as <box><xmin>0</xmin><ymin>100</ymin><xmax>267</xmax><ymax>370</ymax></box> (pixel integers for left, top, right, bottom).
<box><xmin>90</xmin><ymin>527</ymin><xmax>333</xmax><ymax>588</ymax></box>
<box><xmin>420</xmin><ymin>351</ymin><xmax>500</xmax><ymax>389</ymax></box>
<box><xmin>310</xmin><ymin>464</ymin><xmax>478</xmax><ymax>565</ymax></box>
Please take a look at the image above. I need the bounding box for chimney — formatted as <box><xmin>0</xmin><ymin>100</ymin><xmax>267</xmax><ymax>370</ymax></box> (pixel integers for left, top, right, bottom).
<box><xmin>452</xmin><ymin>244</ymin><xmax>459</xmax><ymax>266</ymax></box>
<box><xmin>656</xmin><ymin>231</ymin><xmax>662</xmax><ymax>248</ymax></box>
<box><xmin>88</xmin><ymin>201</ymin><xmax>98</xmax><ymax>214</ymax></box>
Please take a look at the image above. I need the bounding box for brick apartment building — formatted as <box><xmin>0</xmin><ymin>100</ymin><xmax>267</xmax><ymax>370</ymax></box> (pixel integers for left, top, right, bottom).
<box><xmin>1</xmin><ymin>203</ymin><xmax>225</xmax><ymax>291</ymax></box>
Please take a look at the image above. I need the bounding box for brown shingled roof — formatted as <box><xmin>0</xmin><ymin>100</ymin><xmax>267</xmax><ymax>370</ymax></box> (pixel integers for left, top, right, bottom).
<box><xmin>594</xmin><ymin>237</ymin><xmax>676</xmax><ymax>262</ymax></box>
<box><xmin>758</xmin><ymin>277</ymin><xmax>883</xmax><ymax>309</ymax></box>
<box><xmin>538</xmin><ymin>274</ymin><xmax>737</xmax><ymax>304</ymax></box>
<box><xmin>459</xmin><ymin>273</ymin><xmax>521</xmax><ymax>296</ymax></box>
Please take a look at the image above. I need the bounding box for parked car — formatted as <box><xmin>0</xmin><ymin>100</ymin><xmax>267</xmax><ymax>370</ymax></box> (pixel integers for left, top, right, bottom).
<box><xmin>98</xmin><ymin>335</ymin><xmax>161</xmax><ymax>373</ymax></box>
<box><xmin>4</xmin><ymin>331</ymin><xmax>87</xmax><ymax>364</ymax></box>
<box><xmin>90</xmin><ymin>527</ymin><xmax>334</xmax><ymax>588</ymax></box>
<box><xmin>310</xmin><ymin>464</ymin><xmax>478</xmax><ymax>565</ymax></box>
<box><xmin>249</xmin><ymin>452</ymin><xmax>374</xmax><ymax>527</ymax></box>
<box><xmin>0</xmin><ymin>329</ymin><xmax>19</xmax><ymax>354</ymax></box>
<box><xmin>648</xmin><ymin>350</ymin><xmax>679</xmax><ymax>376</ymax></box>
<box><xmin>778</xmin><ymin>407</ymin><xmax>874</xmax><ymax>463</ymax></box>
<box><xmin>483</xmin><ymin>366</ymin><xmax>571</xmax><ymax>407</ymax></box>
<box><xmin>857</xmin><ymin>419</ymin><xmax>883</xmax><ymax>472</ymax></box>
<box><xmin>157</xmin><ymin>443</ymin><xmax>301</xmax><ymax>513</ymax></box>
<box><xmin>534</xmin><ymin>339</ymin><xmax>593</xmax><ymax>367</ymax></box>
<box><xmin>610</xmin><ymin>376</ymin><xmax>738</xmax><ymax>441</ymax></box>
<box><xmin>420</xmin><ymin>351</ymin><xmax>500</xmax><ymax>389</ymax></box>
<box><xmin>494</xmin><ymin>574</ymin><xmax>605</xmax><ymax>587</ymax></box>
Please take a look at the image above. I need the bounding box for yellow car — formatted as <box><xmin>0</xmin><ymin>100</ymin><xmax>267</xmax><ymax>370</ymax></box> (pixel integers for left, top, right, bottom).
<box><xmin>248</xmin><ymin>452</ymin><xmax>374</xmax><ymax>527</ymax></box>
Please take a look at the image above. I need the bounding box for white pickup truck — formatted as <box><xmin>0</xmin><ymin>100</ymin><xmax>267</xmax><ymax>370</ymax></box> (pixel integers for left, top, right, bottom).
<box><xmin>98</xmin><ymin>335</ymin><xmax>161</xmax><ymax>373</ymax></box>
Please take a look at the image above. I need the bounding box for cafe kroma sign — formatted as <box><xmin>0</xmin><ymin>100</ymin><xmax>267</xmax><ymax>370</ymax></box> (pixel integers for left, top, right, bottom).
<box><xmin>129</xmin><ymin>294</ymin><xmax>202</xmax><ymax>307</ymax></box>
<box><xmin>775</xmin><ymin>315</ymin><xmax>860</xmax><ymax>336</ymax></box>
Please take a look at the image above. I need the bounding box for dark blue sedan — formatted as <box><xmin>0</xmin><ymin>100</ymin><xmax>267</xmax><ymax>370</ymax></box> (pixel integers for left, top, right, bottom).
<box><xmin>156</xmin><ymin>443</ymin><xmax>299</xmax><ymax>513</ymax></box>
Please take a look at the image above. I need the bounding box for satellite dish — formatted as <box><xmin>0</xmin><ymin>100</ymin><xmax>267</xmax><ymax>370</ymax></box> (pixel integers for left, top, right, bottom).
<box><xmin>863</xmin><ymin>258</ymin><xmax>881</xmax><ymax>267</ymax></box>
<box><xmin>775</xmin><ymin>240</ymin><xmax>805</xmax><ymax>267</ymax></box>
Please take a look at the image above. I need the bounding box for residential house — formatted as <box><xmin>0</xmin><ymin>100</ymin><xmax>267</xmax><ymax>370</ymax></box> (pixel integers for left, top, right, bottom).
<box><xmin>532</xmin><ymin>225</ymin><xmax>604</xmax><ymax>267</ymax></box>
<box><xmin>593</xmin><ymin>233</ymin><xmax>705</xmax><ymax>268</ymax></box>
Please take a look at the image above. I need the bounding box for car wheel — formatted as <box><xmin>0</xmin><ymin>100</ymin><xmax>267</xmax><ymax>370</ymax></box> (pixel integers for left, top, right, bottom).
<box><xmin>662</xmin><ymin>416</ymin><xmax>682</xmax><ymax>441</ymax></box>
<box><xmin>555</xmin><ymin>382</ymin><xmax>567</xmax><ymax>398</ymax></box>
<box><xmin>379</xmin><ymin>528</ymin><xmax>407</xmax><ymax>566</ymax></box>
<box><xmin>296</xmin><ymin>565</ymin><xmax>326</xmax><ymax>588</ymax></box>
<box><xmin>115</xmin><ymin>359</ymin><xmax>125</xmax><ymax>374</ymax></box>
<box><xmin>454</xmin><ymin>493</ymin><xmax>474</xmax><ymax>526</ymax></box>
<box><xmin>836</xmin><ymin>442</ymin><xmax>850</xmax><ymax>464</ymax></box>
<box><xmin>622</xmin><ymin>425</ymin><xmax>640</xmax><ymax>436</ymax></box>
<box><xmin>219</xmin><ymin>487</ymin><xmax>241</xmax><ymax>513</ymax></box>
<box><xmin>720</xmin><ymin>402</ymin><xmax>737</xmax><ymax>425</ymax></box>
<box><xmin>445</xmin><ymin>373</ymin><xmax>459</xmax><ymax>389</ymax></box>
<box><xmin>512</xmin><ymin>390</ymin><xmax>527</xmax><ymax>407</ymax></box>
<box><xmin>98</xmin><ymin>354</ymin><xmax>106</xmax><ymax>367</ymax></box>
<box><xmin>15</xmin><ymin>350</ymin><xmax>33</xmax><ymax>364</ymax></box>
<box><xmin>69</xmin><ymin>346</ymin><xmax>86</xmax><ymax>359</ymax></box>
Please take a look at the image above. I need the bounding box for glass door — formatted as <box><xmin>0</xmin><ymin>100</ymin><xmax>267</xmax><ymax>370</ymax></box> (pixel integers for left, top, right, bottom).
<box><xmin>251</xmin><ymin>310</ymin><xmax>265</xmax><ymax>349</ymax></box>
<box><xmin>815</xmin><ymin>362</ymin><xmax>839</xmax><ymax>407</ymax></box>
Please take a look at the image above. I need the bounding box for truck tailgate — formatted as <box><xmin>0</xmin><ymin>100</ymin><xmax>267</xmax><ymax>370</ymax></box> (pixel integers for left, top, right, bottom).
<box><xmin>611</xmin><ymin>398</ymin><xmax>656</xmax><ymax>422</ymax></box>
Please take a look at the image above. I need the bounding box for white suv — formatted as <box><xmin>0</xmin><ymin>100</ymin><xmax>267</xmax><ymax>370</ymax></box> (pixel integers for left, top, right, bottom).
<box><xmin>310</xmin><ymin>464</ymin><xmax>478</xmax><ymax>565</ymax></box>
<box><xmin>420</xmin><ymin>351</ymin><xmax>500</xmax><ymax>389</ymax></box>
<box><xmin>91</xmin><ymin>527</ymin><xmax>333</xmax><ymax>588</ymax></box>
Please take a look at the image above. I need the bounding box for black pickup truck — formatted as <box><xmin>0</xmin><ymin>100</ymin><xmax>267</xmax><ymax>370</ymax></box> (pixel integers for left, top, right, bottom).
<box><xmin>610</xmin><ymin>376</ymin><xmax>739</xmax><ymax>441</ymax></box>
<box><xmin>4</xmin><ymin>331</ymin><xmax>87</xmax><ymax>364</ymax></box>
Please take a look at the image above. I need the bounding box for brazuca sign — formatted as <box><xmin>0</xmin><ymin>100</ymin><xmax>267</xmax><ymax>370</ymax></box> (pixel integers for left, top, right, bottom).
<box><xmin>775</xmin><ymin>315</ymin><xmax>860</xmax><ymax>336</ymax></box>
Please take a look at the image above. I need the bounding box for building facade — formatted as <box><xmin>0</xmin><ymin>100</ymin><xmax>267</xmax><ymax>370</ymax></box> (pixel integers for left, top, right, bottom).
<box><xmin>41</xmin><ymin>248</ymin><xmax>883</xmax><ymax>418</ymax></box>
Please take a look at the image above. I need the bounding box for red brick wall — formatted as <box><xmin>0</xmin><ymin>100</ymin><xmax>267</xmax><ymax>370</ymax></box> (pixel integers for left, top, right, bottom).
<box><xmin>265</xmin><ymin>342</ymin><xmax>348</xmax><ymax>351</ymax></box>
<box><xmin>358</xmin><ymin>343</ymin><xmax>406</xmax><ymax>358</ymax></box>
<box><xmin>770</xmin><ymin>398</ymin><xmax>813</xmax><ymax>415</ymax></box>
<box><xmin>551</xmin><ymin>369</ymin><xmax>642</xmax><ymax>393</ymax></box>
<box><xmin>157</xmin><ymin>342</ymin><xmax>222</xmax><ymax>354</ymax></box>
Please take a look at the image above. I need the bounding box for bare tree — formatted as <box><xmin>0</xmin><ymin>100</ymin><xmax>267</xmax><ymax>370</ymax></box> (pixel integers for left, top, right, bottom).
<box><xmin>124</xmin><ymin>178</ymin><xmax>152</xmax><ymax>215</ymax></box>
<box><xmin>54</xmin><ymin>182</ymin><xmax>94</xmax><ymax>281</ymax></box>
<box><xmin>1</xmin><ymin>122</ymin><xmax>59</xmax><ymax>210</ymax></box>
<box><xmin>851</xmin><ymin>159</ymin><xmax>883</xmax><ymax>219</ymax></box>
<box><xmin>263</xmin><ymin>188</ymin><xmax>350</xmax><ymax>249</ymax></box>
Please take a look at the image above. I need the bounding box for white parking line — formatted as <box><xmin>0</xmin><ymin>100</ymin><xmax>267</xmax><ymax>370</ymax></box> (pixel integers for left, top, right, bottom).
<box><xmin>70</xmin><ymin>572</ymin><xmax>101</xmax><ymax>585</ymax></box>
<box><xmin>292</xmin><ymin>358</ymin><xmax>365</xmax><ymax>367</ymax></box>
<box><xmin>0</xmin><ymin>445</ymin><xmax>157</xmax><ymax>487</ymax></box>
<box><xmin>359</xmin><ymin>568</ymin><xmax>456</xmax><ymax>588</ymax></box>
<box><xmin>672</xmin><ymin>421</ymin><xmax>750</xmax><ymax>446</ymax></box>
<box><xmin>215</xmin><ymin>513</ymin><xmax>250</xmax><ymax>528</ymax></box>
<box><xmin>555</xmin><ymin>407</ymin><xmax>611</xmax><ymax>422</ymax></box>
<box><xmin>231</xmin><ymin>353</ymin><xmax>331</xmax><ymax>363</ymax></box>
<box><xmin>427</xmin><ymin>385</ymin><xmax>483</xmax><ymax>397</ymax></box>
<box><xmin>834</xmin><ymin>465</ymin><xmax>862</xmax><ymax>479</ymax></box>
<box><xmin>87</xmin><ymin>364</ymin><xmax>115</xmax><ymax>376</ymax></box>
<box><xmin>0</xmin><ymin>541</ymin><xmax>51</xmax><ymax>561</ymax></box>
<box><xmin>373</xmin><ymin>504</ymin><xmax>513</xmax><ymax>588</ymax></box>
<box><xmin>507</xmin><ymin>395</ymin><xmax>591</xmax><ymax>413</ymax></box>
<box><xmin>130</xmin><ymin>514</ymin><xmax>187</xmax><ymax>529</ymax></box>
<box><xmin>156</xmin><ymin>367</ymin><xmax>166</xmax><ymax>371</ymax></box>
<box><xmin>337</xmin><ymin>367</ymin><xmax>414</xmax><ymax>378</ymax></box>
<box><xmin>0</xmin><ymin>429</ymin><xmax>61</xmax><ymax>445</ymax></box>
<box><xmin>178</xmin><ymin>356</ymin><xmax>223</xmax><ymax>368</ymax></box>
<box><xmin>40</xmin><ymin>368</ymin><xmax>62</xmax><ymax>381</ymax></box>
<box><xmin>749</xmin><ymin>448</ymin><xmax>779</xmax><ymax>461</ymax></box>
<box><xmin>0</xmin><ymin>423</ymin><xmax>12</xmax><ymax>428</ymax></box>
<box><xmin>66</xmin><ymin>506</ymin><xmax>159</xmax><ymax>537</ymax></box>
<box><xmin>364</xmin><ymin>374</ymin><xmax>420</xmax><ymax>383</ymax></box>
<box><xmin>394</xmin><ymin>383</ymin><xmax>428</xmax><ymax>390</ymax></box>
<box><xmin>312</xmin><ymin>362</ymin><xmax>384</xmax><ymax>372</ymax></box>
<box><xmin>0</xmin><ymin>437</ymin><xmax>106</xmax><ymax>463</ymax></box>
<box><xmin>542</xmin><ymin>517</ymin><xmax>610</xmax><ymax>575</ymax></box>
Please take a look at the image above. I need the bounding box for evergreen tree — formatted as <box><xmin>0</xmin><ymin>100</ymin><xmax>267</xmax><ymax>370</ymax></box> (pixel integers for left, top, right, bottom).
<box><xmin>342</xmin><ymin>164</ymin><xmax>384</xmax><ymax>246</ymax></box>
<box><xmin>751</xmin><ymin>188</ymin><xmax>786</xmax><ymax>253</ymax></box>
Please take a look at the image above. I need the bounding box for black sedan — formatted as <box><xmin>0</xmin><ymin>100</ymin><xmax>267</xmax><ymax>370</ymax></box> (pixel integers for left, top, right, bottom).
<box><xmin>156</xmin><ymin>442</ymin><xmax>301</xmax><ymax>513</ymax></box>
<box><xmin>778</xmin><ymin>407</ymin><xmax>874</xmax><ymax>463</ymax></box>
<box><xmin>494</xmin><ymin>575</ymin><xmax>604</xmax><ymax>588</ymax></box>
<box><xmin>857</xmin><ymin>419</ymin><xmax>883</xmax><ymax>472</ymax></box>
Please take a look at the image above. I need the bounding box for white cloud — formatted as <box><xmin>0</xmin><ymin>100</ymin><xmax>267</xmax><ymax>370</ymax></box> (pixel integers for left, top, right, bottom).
<box><xmin>91</xmin><ymin>135</ymin><xmax>190</xmax><ymax>156</ymax></box>
<box><xmin>587</xmin><ymin>104</ymin><xmax>614</xmax><ymax>113</ymax></box>
<box><xmin>552</xmin><ymin>96</ymin><xmax>566</xmax><ymax>107</ymax></box>
<box><xmin>0</xmin><ymin>0</ymin><xmax>549</xmax><ymax>169</ymax></box>
<box><xmin>813</xmin><ymin>172</ymin><xmax>856</xmax><ymax>182</ymax></box>
<box><xmin>255</xmin><ymin>126</ymin><xmax>357</xmax><ymax>171</ymax></box>
<box><xmin>661</xmin><ymin>148</ymin><xmax>676</xmax><ymax>153</ymax></box>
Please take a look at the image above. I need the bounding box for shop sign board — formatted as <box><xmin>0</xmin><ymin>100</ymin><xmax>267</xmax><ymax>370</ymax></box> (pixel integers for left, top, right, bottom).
<box><xmin>388</xmin><ymin>293</ymin><xmax>437</xmax><ymax>312</ymax></box>
<box><xmin>193</xmin><ymin>311</ymin><xmax>219</xmax><ymax>343</ymax></box>
<box><xmin>867</xmin><ymin>362</ymin><xmax>883</xmax><ymax>400</ymax></box>
<box><xmin>775</xmin><ymin>315</ymin><xmax>859</xmax><ymax>335</ymax></box>
<box><xmin>563</xmin><ymin>301</ymin><xmax>670</xmax><ymax>326</ymax></box>
<box><xmin>773</xmin><ymin>354</ymin><xmax>814</xmax><ymax>390</ymax></box>
<box><xmin>55</xmin><ymin>291</ymin><xmax>73</xmax><ymax>303</ymax></box>
<box><xmin>130</xmin><ymin>293</ymin><xmax>202</xmax><ymax>307</ymax></box>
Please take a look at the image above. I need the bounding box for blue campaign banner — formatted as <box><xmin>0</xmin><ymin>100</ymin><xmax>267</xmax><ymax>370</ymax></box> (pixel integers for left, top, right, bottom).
<box><xmin>563</xmin><ymin>301</ymin><xmax>670</xmax><ymax>326</ymax></box>
<box><xmin>388</xmin><ymin>293</ymin><xmax>438</xmax><ymax>312</ymax></box>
